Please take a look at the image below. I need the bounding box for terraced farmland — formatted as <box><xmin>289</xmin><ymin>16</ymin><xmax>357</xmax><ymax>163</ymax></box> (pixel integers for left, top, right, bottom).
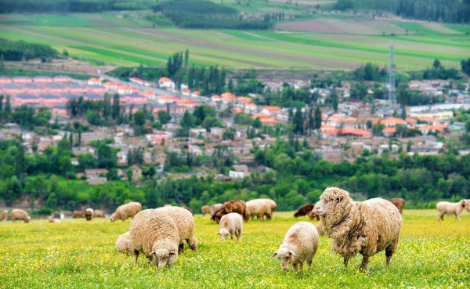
<box><xmin>0</xmin><ymin>13</ymin><xmax>469</xmax><ymax>70</ymax></box>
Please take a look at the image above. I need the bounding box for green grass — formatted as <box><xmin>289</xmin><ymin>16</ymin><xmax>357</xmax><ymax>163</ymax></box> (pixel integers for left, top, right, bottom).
<box><xmin>1</xmin><ymin>68</ymin><xmax>92</xmax><ymax>80</ymax></box>
<box><xmin>0</xmin><ymin>210</ymin><xmax>469</xmax><ymax>288</ymax></box>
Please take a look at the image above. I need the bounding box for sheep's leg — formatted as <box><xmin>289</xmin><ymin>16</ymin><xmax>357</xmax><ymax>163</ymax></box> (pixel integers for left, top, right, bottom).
<box><xmin>343</xmin><ymin>257</ymin><xmax>349</xmax><ymax>268</ymax></box>
<box><xmin>231</xmin><ymin>233</ymin><xmax>234</xmax><ymax>240</ymax></box>
<box><xmin>133</xmin><ymin>250</ymin><xmax>140</xmax><ymax>266</ymax></box>
<box><xmin>307</xmin><ymin>260</ymin><xmax>312</xmax><ymax>268</ymax></box>
<box><xmin>438</xmin><ymin>213</ymin><xmax>444</xmax><ymax>221</ymax></box>
<box><xmin>456</xmin><ymin>213</ymin><xmax>461</xmax><ymax>221</ymax></box>
<box><xmin>293</xmin><ymin>263</ymin><xmax>298</xmax><ymax>272</ymax></box>
<box><xmin>179</xmin><ymin>242</ymin><xmax>185</xmax><ymax>253</ymax></box>
<box><xmin>237</xmin><ymin>230</ymin><xmax>242</xmax><ymax>241</ymax></box>
<box><xmin>358</xmin><ymin>256</ymin><xmax>369</xmax><ymax>273</ymax></box>
<box><xmin>299</xmin><ymin>262</ymin><xmax>304</xmax><ymax>272</ymax></box>
<box><xmin>188</xmin><ymin>236</ymin><xmax>198</xmax><ymax>253</ymax></box>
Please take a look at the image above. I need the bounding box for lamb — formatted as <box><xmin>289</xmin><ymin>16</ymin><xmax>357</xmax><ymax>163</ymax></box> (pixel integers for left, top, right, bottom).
<box><xmin>217</xmin><ymin>213</ymin><xmax>243</xmax><ymax>241</ymax></box>
<box><xmin>0</xmin><ymin>210</ymin><xmax>7</xmax><ymax>221</ymax></box>
<box><xmin>294</xmin><ymin>203</ymin><xmax>320</xmax><ymax>221</ymax></box>
<box><xmin>437</xmin><ymin>200</ymin><xmax>469</xmax><ymax>221</ymax></box>
<box><xmin>313</xmin><ymin>187</ymin><xmax>402</xmax><ymax>273</ymax></box>
<box><xmin>110</xmin><ymin>202</ymin><xmax>142</xmax><ymax>222</ymax></box>
<box><xmin>211</xmin><ymin>200</ymin><xmax>248</xmax><ymax>223</ymax></box>
<box><xmin>129</xmin><ymin>209</ymin><xmax>180</xmax><ymax>268</ymax></box>
<box><xmin>116</xmin><ymin>231</ymin><xmax>132</xmax><ymax>255</ymax></box>
<box><xmin>201</xmin><ymin>205</ymin><xmax>210</xmax><ymax>216</ymax></box>
<box><xmin>271</xmin><ymin>222</ymin><xmax>319</xmax><ymax>272</ymax></box>
<box><xmin>246</xmin><ymin>199</ymin><xmax>276</xmax><ymax>221</ymax></box>
<box><xmin>94</xmin><ymin>210</ymin><xmax>105</xmax><ymax>218</ymax></box>
<box><xmin>85</xmin><ymin>208</ymin><xmax>94</xmax><ymax>221</ymax></box>
<box><xmin>48</xmin><ymin>216</ymin><xmax>60</xmax><ymax>223</ymax></box>
<box><xmin>156</xmin><ymin>206</ymin><xmax>198</xmax><ymax>253</ymax></box>
<box><xmin>72</xmin><ymin>211</ymin><xmax>83</xmax><ymax>218</ymax></box>
<box><xmin>11</xmin><ymin>209</ymin><xmax>31</xmax><ymax>223</ymax></box>
<box><xmin>390</xmin><ymin>198</ymin><xmax>405</xmax><ymax>214</ymax></box>
<box><xmin>210</xmin><ymin>203</ymin><xmax>222</xmax><ymax>216</ymax></box>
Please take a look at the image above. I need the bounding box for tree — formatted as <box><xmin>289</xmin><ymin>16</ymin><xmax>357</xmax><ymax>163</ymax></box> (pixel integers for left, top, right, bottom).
<box><xmin>86</xmin><ymin>111</ymin><xmax>102</xmax><ymax>126</ymax></box>
<box><xmin>314</xmin><ymin>107</ymin><xmax>322</xmax><ymax>130</ymax></box>
<box><xmin>158</xmin><ymin>110</ymin><xmax>172</xmax><ymax>124</ymax></box>
<box><xmin>127</xmin><ymin>167</ymin><xmax>133</xmax><ymax>183</ymax></box>
<box><xmin>433</xmin><ymin>59</ymin><xmax>441</xmax><ymax>69</ymax></box>
<box><xmin>184</xmin><ymin>49</ymin><xmax>189</xmax><ymax>69</ymax></box>
<box><xmin>15</xmin><ymin>138</ymin><xmax>25</xmax><ymax>186</ymax></box>
<box><xmin>112</xmin><ymin>94</ymin><xmax>120</xmax><ymax>120</ymax></box>
<box><xmin>202</xmin><ymin>116</ymin><xmax>222</xmax><ymax>132</ymax></box>
<box><xmin>293</xmin><ymin>108</ymin><xmax>304</xmax><ymax>135</ymax></box>
<box><xmin>0</xmin><ymin>54</ymin><xmax>4</xmax><ymax>72</ymax></box>
<box><xmin>330</xmin><ymin>89</ymin><xmax>338</xmax><ymax>112</ymax></box>
<box><xmin>134</xmin><ymin>110</ymin><xmax>146</xmax><ymax>126</ymax></box>
<box><xmin>4</xmin><ymin>95</ymin><xmax>11</xmax><ymax>122</ymax></box>
<box><xmin>252</xmin><ymin>117</ymin><xmax>262</xmax><ymax>129</ymax></box>
<box><xmin>97</xmin><ymin>143</ymin><xmax>116</xmax><ymax>169</ymax></box>
<box><xmin>180</xmin><ymin>111</ymin><xmax>195</xmax><ymax>128</ymax></box>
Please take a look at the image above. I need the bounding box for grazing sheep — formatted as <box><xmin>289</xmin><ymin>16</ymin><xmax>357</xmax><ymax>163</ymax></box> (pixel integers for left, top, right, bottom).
<box><xmin>85</xmin><ymin>208</ymin><xmax>94</xmax><ymax>221</ymax></box>
<box><xmin>294</xmin><ymin>204</ymin><xmax>320</xmax><ymax>221</ymax></box>
<box><xmin>116</xmin><ymin>232</ymin><xmax>132</xmax><ymax>255</ymax></box>
<box><xmin>210</xmin><ymin>204</ymin><xmax>222</xmax><ymax>216</ymax></box>
<box><xmin>72</xmin><ymin>211</ymin><xmax>83</xmax><ymax>218</ymax></box>
<box><xmin>201</xmin><ymin>205</ymin><xmax>210</xmax><ymax>216</ymax></box>
<box><xmin>437</xmin><ymin>200</ymin><xmax>469</xmax><ymax>221</ymax></box>
<box><xmin>11</xmin><ymin>209</ymin><xmax>31</xmax><ymax>223</ymax></box>
<box><xmin>94</xmin><ymin>210</ymin><xmax>105</xmax><ymax>218</ymax></box>
<box><xmin>48</xmin><ymin>216</ymin><xmax>60</xmax><ymax>223</ymax></box>
<box><xmin>390</xmin><ymin>198</ymin><xmax>405</xmax><ymax>214</ymax></box>
<box><xmin>110</xmin><ymin>202</ymin><xmax>142</xmax><ymax>222</ymax></box>
<box><xmin>313</xmin><ymin>187</ymin><xmax>402</xmax><ymax>273</ymax></box>
<box><xmin>129</xmin><ymin>209</ymin><xmax>180</xmax><ymax>268</ymax></box>
<box><xmin>164</xmin><ymin>204</ymin><xmax>172</xmax><ymax>207</ymax></box>
<box><xmin>272</xmin><ymin>222</ymin><xmax>319</xmax><ymax>272</ymax></box>
<box><xmin>218</xmin><ymin>213</ymin><xmax>243</xmax><ymax>241</ymax></box>
<box><xmin>246</xmin><ymin>199</ymin><xmax>276</xmax><ymax>221</ymax></box>
<box><xmin>211</xmin><ymin>200</ymin><xmax>248</xmax><ymax>223</ymax></box>
<box><xmin>157</xmin><ymin>206</ymin><xmax>198</xmax><ymax>253</ymax></box>
<box><xmin>0</xmin><ymin>210</ymin><xmax>7</xmax><ymax>222</ymax></box>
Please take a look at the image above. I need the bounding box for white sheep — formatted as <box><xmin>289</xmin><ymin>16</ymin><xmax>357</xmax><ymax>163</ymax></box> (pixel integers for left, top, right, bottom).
<box><xmin>48</xmin><ymin>216</ymin><xmax>60</xmax><ymax>223</ymax></box>
<box><xmin>272</xmin><ymin>222</ymin><xmax>319</xmax><ymax>272</ymax></box>
<box><xmin>0</xmin><ymin>210</ymin><xmax>7</xmax><ymax>222</ymax></box>
<box><xmin>437</xmin><ymin>200</ymin><xmax>469</xmax><ymax>221</ymax></box>
<box><xmin>210</xmin><ymin>203</ymin><xmax>222</xmax><ymax>217</ymax></box>
<box><xmin>11</xmin><ymin>209</ymin><xmax>31</xmax><ymax>223</ymax></box>
<box><xmin>116</xmin><ymin>231</ymin><xmax>132</xmax><ymax>255</ymax></box>
<box><xmin>313</xmin><ymin>187</ymin><xmax>402</xmax><ymax>273</ymax></box>
<box><xmin>217</xmin><ymin>213</ymin><xmax>243</xmax><ymax>241</ymax></box>
<box><xmin>245</xmin><ymin>199</ymin><xmax>277</xmax><ymax>221</ymax></box>
<box><xmin>156</xmin><ymin>206</ymin><xmax>198</xmax><ymax>253</ymax></box>
<box><xmin>85</xmin><ymin>208</ymin><xmax>94</xmax><ymax>221</ymax></box>
<box><xmin>110</xmin><ymin>202</ymin><xmax>142</xmax><ymax>222</ymax></box>
<box><xmin>129</xmin><ymin>209</ymin><xmax>180</xmax><ymax>268</ymax></box>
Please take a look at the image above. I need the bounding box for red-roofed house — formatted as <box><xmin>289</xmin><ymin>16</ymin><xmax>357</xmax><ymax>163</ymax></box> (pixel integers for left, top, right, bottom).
<box><xmin>33</xmin><ymin>76</ymin><xmax>53</xmax><ymax>84</ymax></box>
<box><xmin>87</xmin><ymin>77</ymin><xmax>102</xmax><ymax>86</ymax></box>
<box><xmin>382</xmin><ymin>127</ymin><xmax>397</xmax><ymax>137</ymax></box>
<box><xmin>418</xmin><ymin>116</ymin><xmax>440</xmax><ymax>125</ymax></box>
<box><xmin>0</xmin><ymin>77</ymin><xmax>11</xmax><ymax>85</ymax></box>
<box><xmin>53</xmin><ymin>75</ymin><xmax>71</xmax><ymax>83</ymax></box>
<box><xmin>13</xmin><ymin>76</ymin><xmax>32</xmax><ymax>84</ymax></box>
<box><xmin>176</xmin><ymin>99</ymin><xmax>197</xmax><ymax>107</ymax></box>
<box><xmin>130</xmin><ymin>77</ymin><xmax>149</xmax><ymax>86</ymax></box>
<box><xmin>159</xmin><ymin>77</ymin><xmax>175</xmax><ymax>89</ymax></box>
<box><xmin>419</xmin><ymin>124</ymin><xmax>448</xmax><ymax>134</ymax></box>
<box><xmin>103</xmin><ymin>82</ymin><xmax>119</xmax><ymax>91</ymax></box>
<box><xmin>211</xmin><ymin>95</ymin><xmax>221</xmax><ymax>102</ymax></box>
<box><xmin>140</xmin><ymin>91</ymin><xmax>156</xmax><ymax>100</ymax></box>
<box><xmin>158</xmin><ymin>95</ymin><xmax>178</xmax><ymax>104</ymax></box>
<box><xmin>262</xmin><ymin>106</ymin><xmax>281</xmax><ymax>115</ymax></box>
<box><xmin>236</xmin><ymin>96</ymin><xmax>252</xmax><ymax>103</ymax></box>
<box><xmin>375</xmin><ymin>117</ymin><xmax>407</xmax><ymax>127</ymax></box>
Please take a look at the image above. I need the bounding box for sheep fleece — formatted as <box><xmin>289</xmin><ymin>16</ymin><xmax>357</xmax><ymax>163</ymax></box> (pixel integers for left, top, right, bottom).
<box><xmin>156</xmin><ymin>206</ymin><xmax>197</xmax><ymax>250</ymax></box>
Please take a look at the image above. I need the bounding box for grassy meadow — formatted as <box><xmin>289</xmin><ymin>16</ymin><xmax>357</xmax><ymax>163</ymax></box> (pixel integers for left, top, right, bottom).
<box><xmin>0</xmin><ymin>13</ymin><xmax>469</xmax><ymax>70</ymax></box>
<box><xmin>0</xmin><ymin>210</ymin><xmax>469</xmax><ymax>288</ymax></box>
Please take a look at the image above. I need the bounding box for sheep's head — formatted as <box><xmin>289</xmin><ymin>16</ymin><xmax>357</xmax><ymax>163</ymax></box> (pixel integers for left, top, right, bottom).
<box><xmin>217</xmin><ymin>228</ymin><xmax>230</xmax><ymax>241</ymax></box>
<box><xmin>212</xmin><ymin>211</ymin><xmax>223</xmax><ymax>224</ymax></box>
<box><xmin>110</xmin><ymin>213</ymin><xmax>116</xmax><ymax>222</ymax></box>
<box><xmin>313</xmin><ymin>187</ymin><xmax>352</xmax><ymax>219</ymax></box>
<box><xmin>150</xmin><ymin>248</ymin><xmax>177</xmax><ymax>269</ymax></box>
<box><xmin>271</xmin><ymin>248</ymin><xmax>296</xmax><ymax>271</ymax></box>
<box><xmin>24</xmin><ymin>216</ymin><xmax>31</xmax><ymax>223</ymax></box>
<box><xmin>461</xmin><ymin>200</ymin><xmax>469</xmax><ymax>211</ymax></box>
<box><xmin>466</xmin><ymin>200</ymin><xmax>470</xmax><ymax>212</ymax></box>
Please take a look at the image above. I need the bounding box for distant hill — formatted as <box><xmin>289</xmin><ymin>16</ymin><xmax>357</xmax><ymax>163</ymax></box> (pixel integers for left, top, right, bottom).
<box><xmin>0</xmin><ymin>0</ymin><xmax>155</xmax><ymax>13</ymax></box>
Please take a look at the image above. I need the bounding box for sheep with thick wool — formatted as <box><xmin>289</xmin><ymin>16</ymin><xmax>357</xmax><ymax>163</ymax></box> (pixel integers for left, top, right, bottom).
<box><xmin>72</xmin><ymin>211</ymin><xmax>83</xmax><ymax>218</ymax></box>
<box><xmin>156</xmin><ymin>206</ymin><xmax>198</xmax><ymax>253</ymax></box>
<box><xmin>313</xmin><ymin>187</ymin><xmax>402</xmax><ymax>273</ymax></box>
<box><xmin>85</xmin><ymin>208</ymin><xmax>94</xmax><ymax>221</ymax></box>
<box><xmin>94</xmin><ymin>210</ymin><xmax>105</xmax><ymax>218</ymax></box>
<box><xmin>246</xmin><ymin>199</ymin><xmax>277</xmax><ymax>221</ymax></box>
<box><xmin>110</xmin><ymin>202</ymin><xmax>142</xmax><ymax>222</ymax></box>
<box><xmin>0</xmin><ymin>210</ymin><xmax>7</xmax><ymax>222</ymax></box>
<box><xmin>11</xmin><ymin>209</ymin><xmax>31</xmax><ymax>223</ymax></box>
<box><xmin>129</xmin><ymin>209</ymin><xmax>180</xmax><ymax>269</ymax></box>
<box><xmin>210</xmin><ymin>204</ymin><xmax>222</xmax><ymax>217</ymax></box>
<box><xmin>272</xmin><ymin>222</ymin><xmax>319</xmax><ymax>272</ymax></box>
<box><xmin>437</xmin><ymin>200</ymin><xmax>469</xmax><ymax>221</ymax></box>
<box><xmin>116</xmin><ymin>231</ymin><xmax>132</xmax><ymax>255</ymax></box>
<box><xmin>218</xmin><ymin>213</ymin><xmax>243</xmax><ymax>241</ymax></box>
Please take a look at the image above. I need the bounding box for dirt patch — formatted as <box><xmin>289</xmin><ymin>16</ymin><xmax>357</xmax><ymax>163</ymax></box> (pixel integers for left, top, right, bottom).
<box><xmin>277</xmin><ymin>19</ymin><xmax>344</xmax><ymax>33</ymax></box>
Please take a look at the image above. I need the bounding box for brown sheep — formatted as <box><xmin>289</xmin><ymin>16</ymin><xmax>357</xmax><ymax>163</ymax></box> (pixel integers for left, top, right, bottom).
<box><xmin>294</xmin><ymin>204</ymin><xmax>320</xmax><ymax>221</ymax></box>
<box><xmin>85</xmin><ymin>208</ymin><xmax>93</xmax><ymax>221</ymax></box>
<box><xmin>390</xmin><ymin>198</ymin><xmax>405</xmax><ymax>214</ymax></box>
<box><xmin>211</xmin><ymin>200</ymin><xmax>248</xmax><ymax>223</ymax></box>
<box><xmin>11</xmin><ymin>209</ymin><xmax>31</xmax><ymax>223</ymax></box>
<box><xmin>72</xmin><ymin>211</ymin><xmax>83</xmax><ymax>218</ymax></box>
<box><xmin>0</xmin><ymin>210</ymin><xmax>7</xmax><ymax>222</ymax></box>
<box><xmin>201</xmin><ymin>205</ymin><xmax>210</xmax><ymax>216</ymax></box>
<box><xmin>94</xmin><ymin>210</ymin><xmax>105</xmax><ymax>218</ymax></box>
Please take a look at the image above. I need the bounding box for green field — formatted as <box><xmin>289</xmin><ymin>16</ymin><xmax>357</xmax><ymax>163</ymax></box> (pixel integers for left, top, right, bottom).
<box><xmin>0</xmin><ymin>13</ymin><xmax>469</xmax><ymax>70</ymax></box>
<box><xmin>1</xmin><ymin>210</ymin><xmax>469</xmax><ymax>288</ymax></box>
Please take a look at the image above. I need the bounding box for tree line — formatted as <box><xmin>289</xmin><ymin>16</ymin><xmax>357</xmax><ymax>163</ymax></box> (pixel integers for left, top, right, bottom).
<box><xmin>0</xmin><ymin>39</ymin><xmax>58</xmax><ymax>62</ymax></box>
<box><xmin>0</xmin><ymin>0</ymin><xmax>155</xmax><ymax>13</ymax></box>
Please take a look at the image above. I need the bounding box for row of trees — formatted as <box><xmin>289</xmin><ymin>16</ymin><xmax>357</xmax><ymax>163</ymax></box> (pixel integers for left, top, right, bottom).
<box><xmin>0</xmin><ymin>0</ymin><xmax>154</xmax><ymax>13</ymax></box>
<box><xmin>0</xmin><ymin>39</ymin><xmax>58</xmax><ymax>62</ymax></box>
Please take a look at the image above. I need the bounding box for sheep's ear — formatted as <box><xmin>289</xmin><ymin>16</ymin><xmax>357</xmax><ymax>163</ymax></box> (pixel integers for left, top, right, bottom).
<box><xmin>335</xmin><ymin>197</ymin><xmax>342</xmax><ymax>203</ymax></box>
<box><xmin>150</xmin><ymin>251</ymin><xmax>156</xmax><ymax>255</ymax></box>
<box><xmin>289</xmin><ymin>251</ymin><xmax>296</xmax><ymax>256</ymax></box>
<box><xmin>271</xmin><ymin>252</ymin><xmax>277</xmax><ymax>258</ymax></box>
<box><xmin>169</xmin><ymin>251</ymin><xmax>177</xmax><ymax>256</ymax></box>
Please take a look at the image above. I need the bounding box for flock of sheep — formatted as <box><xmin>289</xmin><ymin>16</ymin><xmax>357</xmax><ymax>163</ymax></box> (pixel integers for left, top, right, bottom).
<box><xmin>1</xmin><ymin>190</ymin><xmax>469</xmax><ymax>273</ymax></box>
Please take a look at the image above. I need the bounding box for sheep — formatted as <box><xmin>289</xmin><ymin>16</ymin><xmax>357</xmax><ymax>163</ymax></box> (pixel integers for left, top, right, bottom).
<box><xmin>210</xmin><ymin>203</ymin><xmax>222</xmax><ymax>217</ymax></box>
<box><xmin>85</xmin><ymin>208</ymin><xmax>94</xmax><ymax>221</ymax></box>
<box><xmin>217</xmin><ymin>213</ymin><xmax>243</xmax><ymax>241</ymax></box>
<box><xmin>437</xmin><ymin>200</ymin><xmax>469</xmax><ymax>221</ymax></box>
<box><xmin>246</xmin><ymin>199</ymin><xmax>276</xmax><ymax>221</ymax></box>
<box><xmin>0</xmin><ymin>210</ymin><xmax>7</xmax><ymax>222</ymax></box>
<box><xmin>313</xmin><ymin>187</ymin><xmax>402</xmax><ymax>273</ymax></box>
<box><xmin>11</xmin><ymin>209</ymin><xmax>31</xmax><ymax>223</ymax></box>
<box><xmin>211</xmin><ymin>200</ymin><xmax>248</xmax><ymax>223</ymax></box>
<box><xmin>48</xmin><ymin>216</ymin><xmax>60</xmax><ymax>223</ymax></box>
<box><xmin>94</xmin><ymin>210</ymin><xmax>105</xmax><ymax>218</ymax></box>
<box><xmin>129</xmin><ymin>209</ymin><xmax>180</xmax><ymax>268</ymax></box>
<box><xmin>201</xmin><ymin>205</ymin><xmax>210</xmax><ymax>216</ymax></box>
<box><xmin>110</xmin><ymin>202</ymin><xmax>142</xmax><ymax>222</ymax></box>
<box><xmin>156</xmin><ymin>206</ymin><xmax>198</xmax><ymax>253</ymax></box>
<box><xmin>390</xmin><ymin>198</ymin><xmax>405</xmax><ymax>214</ymax></box>
<box><xmin>72</xmin><ymin>211</ymin><xmax>83</xmax><ymax>218</ymax></box>
<box><xmin>116</xmin><ymin>231</ymin><xmax>132</xmax><ymax>255</ymax></box>
<box><xmin>294</xmin><ymin>204</ymin><xmax>320</xmax><ymax>221</ymax></box>
<box><xmin>271</xmin><ymin>222</ymin><xmax>319</xmax><ymax>272</ymax></box>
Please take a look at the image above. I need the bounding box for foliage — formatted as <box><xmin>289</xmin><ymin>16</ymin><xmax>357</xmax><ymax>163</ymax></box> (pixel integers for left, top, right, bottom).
<box><xmin>0</xmin><ymin>0</ymin><xmax>155</xmax><ymax>13</ymax></box>
<box><xmin>0</xmin><ymin>39</ymin><xmax>58</xmax><ymax>61</ymax></box>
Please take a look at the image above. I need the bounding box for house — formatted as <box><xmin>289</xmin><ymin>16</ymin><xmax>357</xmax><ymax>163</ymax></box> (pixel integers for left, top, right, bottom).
<box><xmin>374</xmin><ymin>117</ymin><xmax>407</xmax><ymax>128</ymax></box>
<box><xmin>87</xmin><ymin>177</ymin><xmax>107</xmax><ymax>185</ymax></box>
<box><xmin>0</xmin><ymin>77</ymin><xmax>11</xmax><ymax>85</ymax></box>
<box><xmin>103</xmin><ymin>82</ymin><xmax>119</xmax><ymax>91</ymax></box>
<box><xmin>130</xmin><ymin>77</ymin><xmax>149</xmax><ymax>86</ymax></box>
<box><xmin>140</xmin><ymin>90</ymin><xmax>156</xmax><ymax>99</ymax></box>
<box><xmin>229</xmin><ymin>170</ymin><xmax>244</xmax><ymax>179</ymax></box>
<box><xmin>130</xmin><ymin>165</ymin><xmax>142</xmax><ymax>181</ymax></box>
<box><xmin>190</xmin><ymin>128</ymin><xmax>206</xmax><ymax>138</ymax></box>
<box><xmin>159</xmin><ymin>77</ymin><xmax>175</xmax><ymax>89</ymax></box>
<box><xmin>53</xmin><ymin>75</ymin><xmax>72</xmax><ymax>83</ymax></box>
<box><xmin>85</xmin><ymin>169</ymin><xmax>108</xmax><ymax>179</ymax></box>
<box><xmin>87</xmin><ymin>77</ymin><xmax>102</xmax><ymax>86</ymax></box>
<box><xmin>158</xmin><ymin>95</ymin><xmax>178</xmax><ymax>104</ymax></box>
<box><xmin>12</xmin><ymin>76</ymin><xmax>32</xmax><ymax>84</ymax></box>
<box><xmin>262</xmin><ymin>106</ymin><xmax>281</xmax><ymax>115</ymax></box>
<box><xmin>411</xmin><ymin>111</ymin><xmax>453</xmax><ymax>122</ymax></box>
<box><xmin>382</xmin><ymin>127</ymin><xmax>396</xmax><ymax>137</ymax></box>
<box><xmin>419</xmin><ymin>124</ymin><xmax>448</xmax><ymax>135</ymax></box>
<box><xmin>211</xmin><ymin>95</ymin><xmax>221</xmax><ymax>102</ymax></box>
<box><xmin>233</xmin><ymin>164</ymin><xmax>249</xmax><ymax>173</ymax></box>
<box><xmin>33</xmin><ymin>76</ymin><xmax>53</xmax><ymax>84</ymax></box>
<box><xmin>145</xmin><ymin>132</ymin><xmax>171</xmax><ymax>144</ymax></box>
